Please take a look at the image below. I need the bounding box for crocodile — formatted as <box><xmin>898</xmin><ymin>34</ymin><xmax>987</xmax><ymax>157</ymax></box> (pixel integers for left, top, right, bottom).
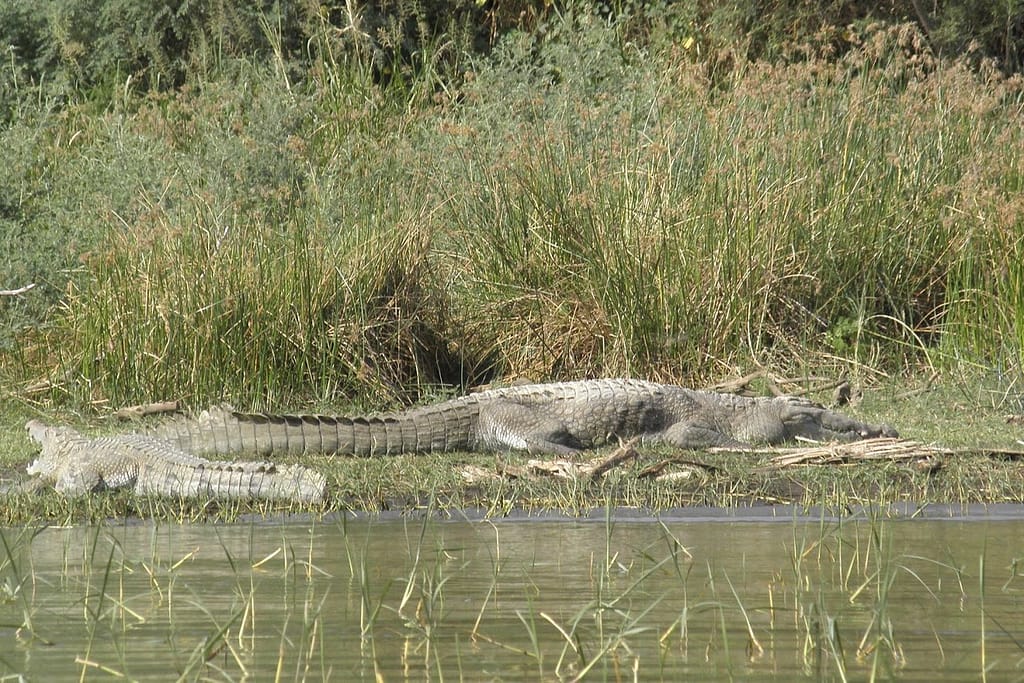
<box><xmin>153</xmin><ymin>378</ymin><xmax>898</xmax><ymax>457</ymax></box>
<box><xmin>24</xmin><ymin>420</ymin><xmax>326</xmax><ymax>503</ymax></box>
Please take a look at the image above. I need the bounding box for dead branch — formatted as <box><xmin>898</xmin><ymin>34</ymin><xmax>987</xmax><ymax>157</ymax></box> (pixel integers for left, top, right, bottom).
<box><xmin>709</xmin><ymin>370</ymin><xmax>849</xmax><ymax>399</ymax></box>
<box><xmin>764</xmin><ymin>438</ymin><xmax>950</xmax><ymax>466</ymax></box>
<box><xmin>588</xmin><ymin>438</ymin><xmax>640</xmax><ymax>479</ymax></box>
<box><xmin>638</xmin><ymin>457</ymin><xmax>722</xmax><ymax>479</ymax></box>
<box><xmin>0</xmin><ymin>283</ymin><xmax>36</xmax><ymax>296</ymax></box>
<box><xmin>709</xmin><ymin>370</ymin><xmax>765</xmax><ymax>395</ymax></box>
<box><xmin>114</xmin><ymin>401</ymin><xmax>180</xmax><ymax>420</ymax></box>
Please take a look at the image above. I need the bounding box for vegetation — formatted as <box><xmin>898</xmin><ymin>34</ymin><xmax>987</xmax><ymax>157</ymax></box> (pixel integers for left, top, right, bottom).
<box><xmin>4</xmin><ymin>7</ymin><xmax>1024</xmax><ymax>678</ymax></box>
<box><xmin>0</xmin><ymin>0</ymin><xmax>1021</xmax><ymax>413</ymax></box>
<box><xmin>1</xmin><ymin>0</ymin><xmax>1023</xmax><ymax>519</ymax></box>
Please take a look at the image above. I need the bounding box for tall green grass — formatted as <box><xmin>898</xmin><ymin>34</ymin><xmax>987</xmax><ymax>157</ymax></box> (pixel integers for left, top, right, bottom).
<box><xmin>3</xmin><ymin>8</ymin><xmax>1023</xmax><ymax>408</ymax></box>
<box><xmin>438</xmin><ymin>19</ymin><xmax>1024</xmax><ymax>383</ymax></box>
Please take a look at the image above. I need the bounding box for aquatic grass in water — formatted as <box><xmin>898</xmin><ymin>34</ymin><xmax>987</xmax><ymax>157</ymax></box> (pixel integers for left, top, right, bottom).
<box><xmin>3</xmin><ymin>512</ymin><xmax>1024</xmax><ymax>679</ymax></box>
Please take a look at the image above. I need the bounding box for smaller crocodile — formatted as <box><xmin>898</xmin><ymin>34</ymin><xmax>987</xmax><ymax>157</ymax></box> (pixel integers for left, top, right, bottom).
<box><xmin>24</xmin><ymin>421</ymin><xmax>326</xmax><ymax>504</ymax></box>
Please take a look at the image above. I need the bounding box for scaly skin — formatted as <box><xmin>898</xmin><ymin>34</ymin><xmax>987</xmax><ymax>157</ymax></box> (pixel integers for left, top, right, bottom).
<box><xmin>24</xmin><ymin>421</ymin><xmax>326</xmax><ymax>503</ymax></box>
<box><xmin>153</xmin><ymin>379</ymin><xmax>898</xmax><ymax>457</ymax></box>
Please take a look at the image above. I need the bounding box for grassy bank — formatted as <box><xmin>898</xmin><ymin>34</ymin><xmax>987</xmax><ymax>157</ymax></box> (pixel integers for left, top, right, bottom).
<box><xmin>2</xmin><ymin>377</ymin><xmax>1023</xmax><ymax>525</ymax></box>
<box><xmin>1</xmin><ymin>4</ymin><xmax>1022</xmax><ymax>523</ymax></box>
<box><xmin>0</xmin><ymin>5</ymin><xmax>1021</xmax><ymax>413</ymax></box>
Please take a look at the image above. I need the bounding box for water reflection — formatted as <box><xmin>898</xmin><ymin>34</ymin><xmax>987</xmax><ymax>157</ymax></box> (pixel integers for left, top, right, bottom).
<box><xmin>2</xmin><ymin>508</ymin><xmax>1024</xmax><ymax>680</ymax></box>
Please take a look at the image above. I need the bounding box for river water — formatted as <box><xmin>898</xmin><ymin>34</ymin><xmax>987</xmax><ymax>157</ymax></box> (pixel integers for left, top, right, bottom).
<box><xmin>2</xmin><ymin>506</ymin><xmax>1024</xmax><ymax>680</ymax></box>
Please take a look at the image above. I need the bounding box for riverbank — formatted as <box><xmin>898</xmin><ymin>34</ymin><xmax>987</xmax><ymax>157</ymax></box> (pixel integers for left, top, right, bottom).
<box><xmin>3</xmin><ymin>4</ymin><xmax>1022</xmax><ymax>525</ymax></box>
<box><xmin>3</xmin><ymin>376</ymin><xmax>1022</xmax><ymax>524</ymax></box>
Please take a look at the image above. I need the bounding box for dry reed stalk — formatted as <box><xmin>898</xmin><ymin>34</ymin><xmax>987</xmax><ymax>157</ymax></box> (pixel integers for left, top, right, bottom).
<box><xmin>763</xmin><ymin>438</ymin><xmax>950</xmax><ymax>466</ymax></box>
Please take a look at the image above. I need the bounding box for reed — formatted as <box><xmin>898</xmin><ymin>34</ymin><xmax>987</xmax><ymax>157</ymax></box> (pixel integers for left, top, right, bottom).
<box><xmin>2</xmin><ymin>508</ymin><xmax>1021</xmax><ymax>678</ymax></box>
<box><xmin>1</xmin><ymin>6</ymin><xmax>1021</xmax><ymax>409</ymax></box>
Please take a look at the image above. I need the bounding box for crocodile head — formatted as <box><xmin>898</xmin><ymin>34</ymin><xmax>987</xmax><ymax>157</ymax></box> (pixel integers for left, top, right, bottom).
<box><xmin>24</xmin><ymin>420</ymin><xmax>75</xmax><ymax>480</ymax></box>
<box><xmin>25</xmin><ymin>419</ymin><xmax>56</xmax><ymax>444</ymax></box>
<box><xmin>774</xmin><ymin>396</ymin><xmax>899</xmax><ymax>442</ymax></box>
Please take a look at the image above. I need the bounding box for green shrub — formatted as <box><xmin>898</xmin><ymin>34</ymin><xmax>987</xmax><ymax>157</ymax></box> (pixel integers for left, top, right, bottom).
<box><xmin>3</xmin><ymin>2</ymin><xmax>1024</xmax><ymax>407</ymax></box>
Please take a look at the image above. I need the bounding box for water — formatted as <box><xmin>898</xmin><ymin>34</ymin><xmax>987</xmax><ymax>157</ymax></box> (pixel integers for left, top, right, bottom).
<box><xmin>2</xmin><ymin>507</ymin><xmax>1024</xmax><ymax>680</ymax></box>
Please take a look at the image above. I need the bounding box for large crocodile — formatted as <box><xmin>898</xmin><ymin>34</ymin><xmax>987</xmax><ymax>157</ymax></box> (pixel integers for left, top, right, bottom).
<box><xmin>24</xmin><ymin>420</ymin><xmax>326</xmax><ymax>503</ymax></box>
<box><xmin>153</xmin><ymin>378</ymin><xmax>897</xmax><ymax>457</ymax></box>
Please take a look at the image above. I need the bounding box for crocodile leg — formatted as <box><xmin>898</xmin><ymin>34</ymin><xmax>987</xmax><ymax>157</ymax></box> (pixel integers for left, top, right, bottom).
<box><xmin>659</xmin><ymin>420</ymin><xmax>756</xmax><ymax>450</ymax></box>
<box><xmin>476</xmin><ymin>401</ymin><xmax>586</xmax><ymax>455</ymax></box>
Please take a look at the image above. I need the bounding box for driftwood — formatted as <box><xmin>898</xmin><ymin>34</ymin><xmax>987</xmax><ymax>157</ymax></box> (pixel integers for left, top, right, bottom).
<box><xmin>708</xmin><ymin>370</ymin><xmax>767</xmax><ymax>396</ymax></box>
<box><xmin>708</xmin><ymin>370</ymin><xmax>851</xmax><ymax>399</ymax></box>
<box><xmin>521</xmin><ymin>439</ymin><xmax>641</xmax><ymax>481</ymax></box>
<box><xmin>456</xmin><ymin>435</ymin><xmax>1024</xmax><ymax>486</ymax></box>
<box><xmin>588</xmin><ymin>439</ymin><xmax>641</xmax><ymax>478</ymax></box>
<box><xmin>753</xmin><ymin>438</ymin><xmax>1024</xmax><ymax>467</ymax></box>
<box><xmin>637</xmin><ymin>458</ymin><xmax>722</xmax><ymax>479</ymax></box>
<box><xmin>465</xmin><ymin>440</ymin><xmax>642</xmax><ymax>483</ymax></box>
<box><xmin>466</xmin><ymin>441</ymin><xmax>720</xmax><ymax>484</ymax></box>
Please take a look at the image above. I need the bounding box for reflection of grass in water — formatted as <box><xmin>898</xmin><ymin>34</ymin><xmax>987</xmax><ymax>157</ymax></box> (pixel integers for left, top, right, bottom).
<box><xmin>70</xmin><ymin>526</ymin><xmax>253</xmax><ymax>679</ymax></box>
<box><xmin>484</xmin><ymin>507</ymin><xmax>704</xmax><ymax>680</ymax></box>
<box><xmin>391</xmin><ymin>500</ymin><xmax>462</xmax><ymax>674</ymax></box>
<box><xmin>1</xmin><ymin>514</ymin><xmax>1022</xmax><ymax>679</ymax></box>
<box><xmin>780</xmin><ymin>511</ymin><xmax>1004</xmax><ymax>682</ymax></box>
<box><xmin>338</xmin><ymin>512</ymin><xmax>1024</xmax><ymax>680</ymax></box>
<box><xmin>0</xmin><ymin>522</ymin><xmax>335</xmax><ymax>679</ymax></box>
<box><xmin>0</xmin><ymin>525</ymin><xmax>49</xmax><ymax>660</ymax></box>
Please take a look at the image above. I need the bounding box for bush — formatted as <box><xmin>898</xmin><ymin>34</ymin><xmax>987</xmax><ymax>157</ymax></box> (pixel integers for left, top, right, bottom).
<box><xmin>3</xmin><ymin>2</ymin><xmax>1023</xmax><ymax>407</ymax></box>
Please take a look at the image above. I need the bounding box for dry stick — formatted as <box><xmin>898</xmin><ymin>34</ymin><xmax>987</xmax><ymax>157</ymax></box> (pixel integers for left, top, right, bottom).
<box><xmin>765</xmin><ymin>376</ymin><xmax>788</xmax><ymax>397</ymax></box>
<box><xmin>520</xmin><ymin>440</ymin><xmax>643</xmax><ymax>481</ymax></box>
<box><xmin>525</xmin><ymin>459</ymin><xmax>579</xmax><ymax>479</ymax></box>
<box><xmin>755</xmin><ymin>438</ymin><xmax>1024</xmax><ymax>468</ymax></box>
<box><xmin>709</xmin><ymin>370</ymin><xmax>765</xmax><ymax>395</ymax></box>
<box><xmin>770</xmin><ymin>376</ymin><xmax>851</xmax><ymax>397</ymax></box>
<box><xmin>637</xmin><ymin>457</ymin><xmax>722</xmax><ymax>479</ymax></box>
<box><xmin>0</xmin><ymin>283</ymin><xmax>36</xmax><ymax>296</ymax></box>
<box><xmin>709</xmin><ymin>370</ymin><xmax>847</xmax><ymax>398</ymax></box>
<box><xmin>763</xmin><ymin>438</ymin><xmax>949</xmax><ymax>467</ymax></box>
<box><xmin>588</xmin><ymin>438</ymin><xmax>640</xmax><ymax>480</ymax></box>
<box><xmin>968</xmin><ymin>446</ymin><xmax>1024</xmax><ymax>460</ymax></box>
<box><xmin>114</xmin><ymin>401</ymin><xmax>180</xmax><ymax>420</ymax></box>
<box><xmin>895</xmin><ymin>370</ymin><xmax>940</xmax><ymax>400</ymax></box>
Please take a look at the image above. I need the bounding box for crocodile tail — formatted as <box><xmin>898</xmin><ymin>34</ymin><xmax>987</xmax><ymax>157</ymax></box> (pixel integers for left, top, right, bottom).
<box><xmin>153</xmin><ymin>404</ymin><xmax>459</xmax><ymax>456</ymax></box>
<box><xmin>139</xmin><ymin>460</ymin><xmax>327</xmax><ymax>504</ymax></box>
<box><xmin>151</xmin><ymin>406</ymin><xmax>323</xmax><ymax>456</ymax></box>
